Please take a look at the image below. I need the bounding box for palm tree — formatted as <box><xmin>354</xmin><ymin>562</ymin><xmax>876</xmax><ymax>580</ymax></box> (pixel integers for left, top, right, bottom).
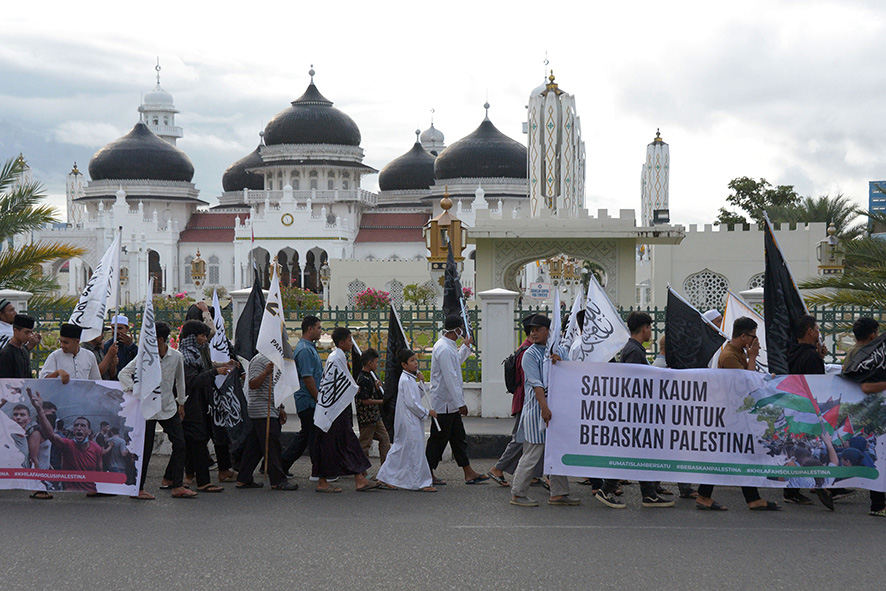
<box><xmin>0</xmin><ymin>156</ymin><xmax>85</xmax><ymax>307</ymax></box>
<box><xmin>799</xmin><ymin>210</ymin><xmax>886</xmax><ymax>307</ymax></box>
<box><xmin>768</xmin><ymin>193</ymin><xmax>865</xmax><ymax>239</ymax></box>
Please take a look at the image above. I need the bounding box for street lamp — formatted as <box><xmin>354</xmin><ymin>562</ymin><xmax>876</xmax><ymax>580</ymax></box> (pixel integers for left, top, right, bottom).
<box><xmin>319</xmin><ymin>263</ymin><xmax>331</xmax><ymax>307</ymax></box>
<box><xmin>190</xmin><ymin>250</ymin><xmax>206</xmax><ymax>290</ymax></box>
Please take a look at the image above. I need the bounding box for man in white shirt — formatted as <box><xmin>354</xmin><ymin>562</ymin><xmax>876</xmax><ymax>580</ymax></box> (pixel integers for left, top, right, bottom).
<box><xmin>118</xmin><ymin>321</ymin><xmax>195</xmax><ymax>499</ymax></box>
<box><xmin>425</xmin><ymin>315</ymin><xmax>489</xmax><ymax>485</ymax></box>
<box><xmin>39</xmin><ymin>323</ymin><xmax>101</xmax><ymax>382</ymax></box>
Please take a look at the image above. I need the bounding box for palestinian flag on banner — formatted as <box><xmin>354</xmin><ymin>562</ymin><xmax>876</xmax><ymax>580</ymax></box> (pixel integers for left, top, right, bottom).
<box><xmin>782</xmin><ymin>398</ymin><xmax>839</xmax><ymax>437</ymax></box>
<box><xmin>818</xmin><ymin>398</ymin><xmax>841</xmax><ymax>431</ymax></box>
<box><xmin>751</xmin><ymin>374</ymin><xmax>821</xmax><ymax>414</ymax></box>
<box><xmin>832</xmin><ymin>416</ymin><xmax>854</xmax><ymax>445</ymax></box>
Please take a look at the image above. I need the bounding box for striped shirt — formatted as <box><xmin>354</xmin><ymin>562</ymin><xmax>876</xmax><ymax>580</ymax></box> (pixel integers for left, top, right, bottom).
<box><xmin>519</xmin><ymin>342</ymin><xmax>568</xmax><ymax>445</ymax></box>
<box><xmin>247</xmin><ymin>353</ymin><xmax>278</xmax><ymax>419</ymax></box>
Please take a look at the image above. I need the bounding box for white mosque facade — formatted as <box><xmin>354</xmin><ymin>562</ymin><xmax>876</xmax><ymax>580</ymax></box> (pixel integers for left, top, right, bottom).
<box><xmin>33</xmin><ymin>67</ymin><xmax>832</xmax><ymax>313</ymax></box>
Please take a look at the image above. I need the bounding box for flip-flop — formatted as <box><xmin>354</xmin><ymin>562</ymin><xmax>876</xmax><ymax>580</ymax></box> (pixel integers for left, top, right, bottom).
<box><xmin>487</xmin><ymin>472</ymin><xmax>510</xmax><ymax>487</ymax></box>
<box><xmin>419</xmin><ymin>486</ymin><xmax>437</xmax><ymax>492</ymax></box>
<box><xmin>171</xmin><ymin>490</ymin><xmax>198</xmax><ymax>498</ymax></box>
<box><xmin>30</xmin><ymin>491</ymin><xmax>53</xmax><ymax>500</ymax></box>
<box><xmin>130</xmin><ymin>491</ymin><xmax>156</xmax><ymax>500</ymax></box>
<box><xmin>377</xmin><ymin>482</ymin><xmax>398</xmax><ymax>490</ymax></box>
<box><xmin>356</xmin><ymin>481</ymin><xmax>381</xmax><ymax>492</ymax></box>
<box><xmin>749</xmin><ymin>501</ymin><xmax>781</xmax><ymax>511</ymax></box>
<box><xmin>696</xmin><ymin>501</ymin><xmax>727</xmax><ymax>511</ymax></box>
<box><xmin>465</xmin><ymin>474</ymin><xmax>490</xmax><ymax>485</ymax></box>
<box><xmin>235</xmin><ymin>482</ymin><xmax>264</xmax><ymax>489</ymax></box>
<box><xmin>197</xmin><ymin>485</ymin><xmax>224</xmax><ymax>493</ymax></box>
<box><xmin>432</xmin><ymin>478</ymin><xmax>447</xmax><ymax>486</ymax></box>
<box><xmin>159</xmin><ymin>484</ymin><xmax>190</xmax><ymax>490</ymax></box>
<box><xmin>315</xmin><ymin>486</ymin><xmax>343</xmax><ymax>493</ymax></box>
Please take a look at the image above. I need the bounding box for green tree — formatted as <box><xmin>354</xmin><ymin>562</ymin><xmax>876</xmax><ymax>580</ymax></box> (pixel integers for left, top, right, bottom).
<box><xmin>403</xmin><ymin>282</ymin><xmax>436</xmax><ymax>306</ymax></box>
<box><xmin>0</xmin><ymin>156</ymin><xmax>84</xmax><ymax>308</ymax></box>
<box><xmin>799</xmin><ymin>210</ymin><xmax>886</xmax><ymax>307</ymax></box>
<box><xmin>768</xmin><ymin>193</ymin><xmax>864</xmax><ymax>239</ymax></box>
<box><xmin>716</xmin><ymin>177</ymin><xmax>800</xmax><ymax>226</ymax></box>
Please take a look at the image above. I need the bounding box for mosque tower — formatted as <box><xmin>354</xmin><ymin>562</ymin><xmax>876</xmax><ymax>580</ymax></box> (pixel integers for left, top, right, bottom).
<box><xmin>137</xmin><ymin>60</ymin><xmax>183</xmax><ymax>145</ymax></box>
<box><xmin>419</xmin><ymin>111</ymin><xmax>445</xmax><ymax>156</ymax></box>
<box><xmin>66</xmin><ymin>162</ymin><xmax>86</xmax><ymax>225</ymax></box>
<box><xmin>525</xmin><ymin>71</ymin><xmax>585</xmax><ymax>217</ymax></box>
<box><xmin>640</xmin><ymin>129</ymin><xmax>669</xmax><ymax>226</ymax></box>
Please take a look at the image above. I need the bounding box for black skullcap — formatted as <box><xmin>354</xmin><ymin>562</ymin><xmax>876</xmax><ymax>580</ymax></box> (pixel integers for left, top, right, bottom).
<box><xmin>13</xmin><ymin>314</ymin><xmax>34</xmax><ymax>330</ymax></box>
<box><xmin>444</xmin><ymin>314</ymin><xmax>464</xmax><ymax>330</ymax></box>
<box><xmin>59</xmin><ymin>323</ymin><xmax>84</xmax><ymax>339</ymax></box>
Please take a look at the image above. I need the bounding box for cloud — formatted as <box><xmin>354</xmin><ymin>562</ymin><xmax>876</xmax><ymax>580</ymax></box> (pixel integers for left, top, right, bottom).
<box><xmin>53</xmin><ymin>121</ymin><xmax>123</xmax><ymax>148</ymax></box>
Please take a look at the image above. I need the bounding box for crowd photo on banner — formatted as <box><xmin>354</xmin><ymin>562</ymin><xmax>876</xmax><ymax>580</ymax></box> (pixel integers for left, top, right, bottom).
<box><xmin>0</xmin><ymin>216</ymin><xmax>884</xmax><ymax>520</ymax></box>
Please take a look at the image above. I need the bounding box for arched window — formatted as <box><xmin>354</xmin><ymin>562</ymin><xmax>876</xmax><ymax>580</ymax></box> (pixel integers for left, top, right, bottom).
<box><xmin>348</xmin><ymin>279</ymin><xmax>367</xmax><ymax>307</ymax></box>
<box><xmin>747</xmin><ymin>273</ymin><xmax>765</xmax><ymax>290</ymax></box>
<box><xmin>342</xmin><ymin>180</ymin><xmax>349</xmax><ymax>190</ymax></box>
<box><xmin>682</xmin><ymin>269</ymin><xmax>729</xmax><ymax>311</ymax></box>
<box><xmin>310</xmin><ymin>179</ymin><xmax>318</xmax><ymax>190</ymax></box>
<box><xmin>152</xmin><ymin>117</ymin><xmax>159</xmax><ymax>125</ymax></box>
<box><xmin>184</xmin><ymin>256</ymin><xmax>194</xmax><ymax>285</ymax></box>
<box><xmin>208</xmin><ymin>255</ymin><xmax>220</xmax><ymax>285</ymax></box>
<box><xmin>163</xmin><ymin>116</ymin><xmax>169</xmax><ymax>125</ymax></box>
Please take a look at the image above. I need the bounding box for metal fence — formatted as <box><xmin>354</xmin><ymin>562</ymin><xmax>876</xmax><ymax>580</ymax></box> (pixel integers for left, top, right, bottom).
<box><xmin>515</xmin><ymin>305</ymin><xmax>886</xmax><ymax>365</ymax></box>
<box><xmin>27</xmin><ymin>305</ymin><xmax>481</xmax><ymax>382</ymax></box>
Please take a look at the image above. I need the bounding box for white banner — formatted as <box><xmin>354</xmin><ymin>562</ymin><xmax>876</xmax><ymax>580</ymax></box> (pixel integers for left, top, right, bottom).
<box><xmin>133</xmin><ymin>279</ymin><xmax>162</xmax><ymax>420</ymax></box>
<box><xmin>69</xmin><ymin>233</ymin><xmax>121</xmax><ymax>343</ymax></box>
<box><xmin>314</xmin><ymin>347</ymin><xmax>359</xmax><ymax>433</ymax></box>
<box><xmin>545</xmin><ymin>361</ymin><xmax>886</xmax><ymax>491</ymax></box>
<box><xmin>255</xmin><ymin>266</ymin><xmax>299</xmax><ymax>407</ymax></box>
<box><xmin>561</xmin><ymin>286</ymin><xmax>584</xmax><ymax>353</ymax></box>
<box><xmin>209</xmin><ymin>289</ymin><xmax>230</xmax><ymax>389</ymax></box>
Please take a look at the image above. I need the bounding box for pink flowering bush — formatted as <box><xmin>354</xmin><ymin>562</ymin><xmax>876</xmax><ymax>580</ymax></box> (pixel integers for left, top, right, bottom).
<box><xmin>462</xmin><ymin>287</ymin><xmax>474</xmax><ymax>298</ymax></box>
<box><xmin>354</xmin><ymin>287</ymin><xmax>391</xmax><ymax>310</ymax></box>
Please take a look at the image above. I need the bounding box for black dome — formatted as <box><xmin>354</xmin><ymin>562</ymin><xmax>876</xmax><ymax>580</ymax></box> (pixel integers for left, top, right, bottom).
<box><xmin>434</xmin><ymin>119</ymin><xmax>527</xmax><ymax>180</ymax></box>
<box><xmin>263</xmin><ymin>83</ymin><xmax>361</xmax><ymax>146</ymax></box>
<box><xmin>378</xmin><ymin>141</ymin><xmax>436</xmax><ymax>191</ymax></box>
<box><xmin>88</xmin><ymin>122</ymin><xmax>194</xmax><ymax>182</ymax></box>
<box><xmin>222</xmin><ymin>145</ymin><xmax>264</xmax><ymax>192</ymax></box>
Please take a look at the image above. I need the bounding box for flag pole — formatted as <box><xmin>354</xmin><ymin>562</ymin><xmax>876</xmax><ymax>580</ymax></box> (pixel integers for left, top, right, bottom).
<box><xmin>113</xmin><ymin>226</ymin><xmax>122</xmax><ymax>342</ymax></box>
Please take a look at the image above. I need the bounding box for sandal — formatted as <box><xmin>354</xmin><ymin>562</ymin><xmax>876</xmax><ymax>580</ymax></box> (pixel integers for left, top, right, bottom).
<box><xmin>130</xmin><ymin>491</ymin><xmax>156</xmax><ymax>500</ymax></box>
<box><xmin>272</xmin><ymin>482</ymin><xmax>299</xmax><ymax>491</ymax></box>
<box><xmin>487</xmin><ymin>472</ymin><xmax>510</xmax><ymax>487</ymax></box>
<box><xmin>356</xmin><ymin>481</ymin><xmax>381</xmax><ymax>492</ymax></box>
<box><xmin>30</xmin><ymin>491</ymin><xmax>53</xmax><ymax>500</ymax></box>
<box><xmin>315</xmin><ymin>486</ymin><xmax>343</xmax><ymax>493</ymax></box>
<box><xmin>235</xmin><ymin>481</ymin><xmax>264</xmax><ymax>489</ymax></box>
<box><xmin>696</xmin><ymin>501</ymin><xmax>727</xmax><ymax>511</ymax></box>
<box><xmin>419</xmin><ymin>486</ymin><xmax>437</xmax><ymax>492</ymax></box>
<box><xmin>432</xmin><ymin>478</ymin><xmax>447</xmax><ymax>486</ymax></box>
<box><xmin>377</xmin><ymin>482</ymin><xmax>398</xmax><ymax>490</ymax></box>
<box><xmin>465</xmin><ymin>474</ymin><xmax>490</xmax><ymax>485</ymax></box>
<box><xmin>197</xmin><ymin>485</ymin><xmax>224</xmax><ymax>493</ymax></box>
<box><xmin>160</xmin><ymin>483</ymin><xmax>190</xmax><ymax>490</ymax></box>
<box><xmin>171</xmin><ymin>489</ymin><xmax>198</xmax><ymax>498</ymax></box>
<box><xmin>749</xmin><ymin>501</ymin><xmax>781</xmax><ymax>511</ymax></box>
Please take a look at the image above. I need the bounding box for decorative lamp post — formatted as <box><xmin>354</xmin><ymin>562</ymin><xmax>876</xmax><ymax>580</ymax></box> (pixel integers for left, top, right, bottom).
<box><xmin>816</xmin><ymin>223</ymin><xmax>844</xmax><ymax>276</ymax></box>
<box><xmin>423</xmin><ymin>188</ymin><xmax>467</xmax><ymax>301</ymax></box>
<box><xmin>319</xmin><ymin>263</ymin><xmax>331</xmax><ymax>307</ymax></box>
<box><xmin>190</xmin><ymin>249</ymin><xmax>207</xmax><ymax>292</ymax></box>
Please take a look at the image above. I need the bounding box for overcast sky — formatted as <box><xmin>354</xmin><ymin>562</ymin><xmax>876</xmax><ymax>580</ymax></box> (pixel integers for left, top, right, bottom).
<box><xmin>2</xmin><ymin>0</ymin><xmax>884</xmax><ymax>227</ymax></box>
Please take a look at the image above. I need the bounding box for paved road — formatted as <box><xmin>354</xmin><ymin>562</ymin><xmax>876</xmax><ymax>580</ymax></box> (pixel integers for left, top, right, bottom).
<box><xmin>1</xmin><ymin>459</ymin><xmax>883</xmax><ymax>591</ymax></box>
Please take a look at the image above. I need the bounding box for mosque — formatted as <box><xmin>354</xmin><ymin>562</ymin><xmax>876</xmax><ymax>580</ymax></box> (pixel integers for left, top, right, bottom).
<box><xmin>34</xmin><ymin>65</ymin><xmax>832</xmax><ymax>312</ymax></box>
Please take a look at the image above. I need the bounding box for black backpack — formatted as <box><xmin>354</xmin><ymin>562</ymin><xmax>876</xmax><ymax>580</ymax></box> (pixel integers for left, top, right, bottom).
<box><xmin>502</xmin><ymin>344</ymin><xmax>531</xmax><ymax>394</ymax></box>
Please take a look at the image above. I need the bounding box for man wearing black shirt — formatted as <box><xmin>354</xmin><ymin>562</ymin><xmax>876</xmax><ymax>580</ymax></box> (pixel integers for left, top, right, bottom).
<box><xmin>594</xmin><ymin>311</ymin><xmax>675</xmax><ymax>509</ymax></box>
<box><xmin>0</xmin><ymin>314</ymin><xmax>35</xmax><ymax>379</ymax></box>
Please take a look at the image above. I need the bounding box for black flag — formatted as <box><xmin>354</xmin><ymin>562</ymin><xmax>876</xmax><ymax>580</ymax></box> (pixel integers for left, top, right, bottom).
<box><xmin>382</xmin><ymin>305</ymin><xmax>410</xmax><ymax>439</ymax></box>
<box><xmin>665</xmin><ymin>287</ymin><xmax>726</xmax><ymax>369</ymax></box>
<box><xmin>763</xmin><ymin>213</ymin><xmax>807</xmax><ymax>375</ymax></box>
<box><xmin>443</xmin><ymin>242</ymin><xmax>464</xmax><ymax>320</ymax></box>
<box><xmin>842</xmin><ymin>333</ymin><xmax>886</xmax><ymax>383</ymax></box>
<box><xmin>234</xmin><ymin>267</ymin><xmax>266</xmax><ymax>361</ymax></box>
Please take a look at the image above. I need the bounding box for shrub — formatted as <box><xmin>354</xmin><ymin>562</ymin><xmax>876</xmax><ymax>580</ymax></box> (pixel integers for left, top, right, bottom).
<box><xmin>354</xmin><ymin>287</ymin><xmax>391</xmax><ymax>310</ymax></box>
<box><xmin>403</xmin><ymin>283</ymin><xmax>437</xmax><ymax>306</ymax></box>
<box><xmin>281</xmin><ymin>286</ymin><xmax>323</xmax><ymax>310</ymax></box>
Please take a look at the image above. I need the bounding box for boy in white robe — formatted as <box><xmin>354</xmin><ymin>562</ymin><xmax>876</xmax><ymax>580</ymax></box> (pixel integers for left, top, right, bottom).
<box><xmin>376</xmin><ymin>350</ymin><xmax>438</xmax><ymax>492</ymax></box>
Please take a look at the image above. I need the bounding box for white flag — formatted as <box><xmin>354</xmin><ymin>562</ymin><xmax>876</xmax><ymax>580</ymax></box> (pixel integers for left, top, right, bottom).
<box><xmin>209</xmin><ymin>289</ymin><xmax>231</xmax><ymax>389</ymax></box>
<box><xmin>69</xmin><ymin>233</ymin><xmax>121</xmax><ymax>343</ymax></box>
<box><xmin>561</xmin><ymin>286</ymin><xmax>584</xmax><ymax>352</ymax></box>
<box><xmin>573</xmin><ymin>275</ymin><xmax>630</xmax><ymax>362</ymax></box>
<box><xmin>256</xmin><ymin>265</ymin><xmax>299</xmax><ymax>406</ymax></box>
<box><xmin>722</xmin><ymin>289</ymin><xmax>768</xmax><ymax>372</ymax></box>
<box><xmin>314</xmin><ymin>347</ymin><xmax>359</xmax><ymax>432</ymax></box>
<box><xmin>133</xmin><ymin>279</ymin><xmax>162</xmax><ymax>420</ymax></box>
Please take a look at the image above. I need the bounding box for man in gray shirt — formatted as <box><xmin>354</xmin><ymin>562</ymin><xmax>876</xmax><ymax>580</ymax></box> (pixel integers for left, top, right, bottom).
<box><xmin>103</xmin><ymin>427</ymin><xmax>129</xmax><ymax>473</ymax></box>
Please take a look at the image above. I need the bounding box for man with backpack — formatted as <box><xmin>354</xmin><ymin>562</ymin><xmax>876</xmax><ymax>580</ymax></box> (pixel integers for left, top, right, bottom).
<box><xmin>486</xmin><ymin>314</ymin><xmax>544</xmax><ymax>487</ymax></box>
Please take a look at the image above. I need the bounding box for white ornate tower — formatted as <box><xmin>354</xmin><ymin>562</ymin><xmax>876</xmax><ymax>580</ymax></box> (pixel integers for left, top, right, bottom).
<box><xmin>526</xmin><ymin>71</ymin><xmax>585</xmax><ymax>217</ymax></box>
<box><xmin>66</xmin><ymin>163</ymin><xmax>86</xmax><ymax>225</ymax></box>
<box><xmin>420</xmin><ymin>112</ymin><xmax>445</xmax><ymax>156</ymax></box>
<box><xmin>137</xmin><ymin>60</ymin><xmax>183</xmax><ymax>145</ymax></box>
<box><xmin>641</xmin><ymin>129</ymin><xmax>669</xmax><ymax>226</ymax></box>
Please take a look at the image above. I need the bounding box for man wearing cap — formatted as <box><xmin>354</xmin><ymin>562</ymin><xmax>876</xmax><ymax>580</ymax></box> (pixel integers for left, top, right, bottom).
<box><xmin>425</xmin><ymin>314</ymin><xmax>488</xmax><ymax>485</ymax></box>
<box><xmin>0</xmin><ymin>314</ymin><xmax>36</xmax><ymax>379</ymax></box>
<box><xmin>510</xmin><ymin>314</ymin><xmax>579</xmax><ymax>507</ymax></box>
<box><xmin>39</xmin><ymin>323</ymin><xmax>101</xmax><ymax>383</ymax></box>
<box><xmin>83</xmin><ymin>326</ymin><xmax>118</xmax><ymax>380</ymax></box>
<box><xmin>102</xmin><ymin>315</ymin><xmax>137</xmax><ymax>380</ymax></box>
<box><xmin>0</xmin><ymin>299</ymin><xmax>41</xmax><ymax>352</ymax></box>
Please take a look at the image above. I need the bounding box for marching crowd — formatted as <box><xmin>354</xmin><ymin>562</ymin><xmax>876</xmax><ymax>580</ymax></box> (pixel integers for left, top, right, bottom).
<box><xmin>0</xmin><ymin>294</ymin><xmax>884</xmax><ymax>518</ymax></box>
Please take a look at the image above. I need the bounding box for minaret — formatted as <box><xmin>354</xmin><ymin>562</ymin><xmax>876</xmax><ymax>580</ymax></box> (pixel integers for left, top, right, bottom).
<box><xmin>11</xmin><ymin>153</ymin><xmax>31</xmax><ymax>191</ymax></box>
<box><xmin>420</xmin><ymin>110</ymin><xmax>445</xmax><ymax>156</ymax></box>
<box><xmin>66</xmin><ymin>163</ymin><xmax>86</xmax><ymax>225</ymax></box>
<box><xmin>526</xmin><ymin>71</ymin><xmax>585</xmax><ymax>217</ymax></box>
<box><xmin>641</xmin><ymin>129</ymin><xmax>669</xmax><ymax>226</ymax></box>
<box><xmin>137</xmin><ymin>59</ymin><xmax>183</xmax><ymax>145</ymax></box>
